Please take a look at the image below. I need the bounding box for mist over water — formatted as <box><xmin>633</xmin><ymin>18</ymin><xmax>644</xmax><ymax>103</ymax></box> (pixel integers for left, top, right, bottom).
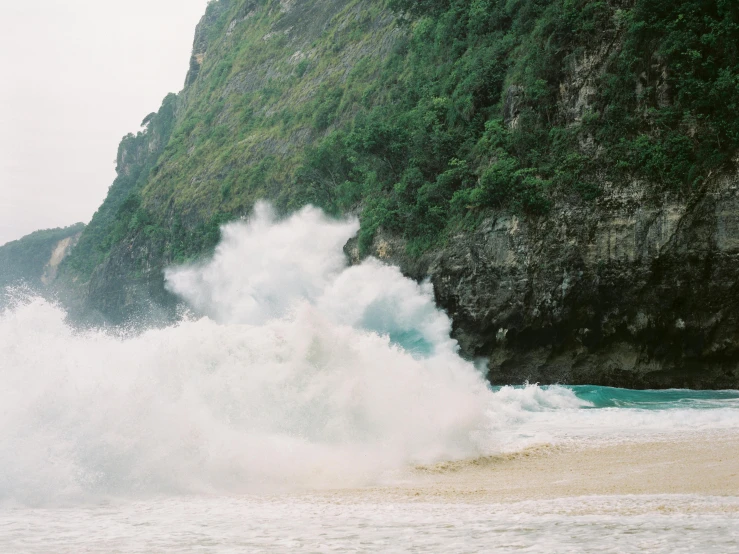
<box><xmin>1</xmin><ymin>203</ymin><xmax>738</xmax><ymax>507</ymax></box>
<box><xmin>0</xmin><ymin>204</ymin><xmax>497</xmax><ymax>505</ymax></box>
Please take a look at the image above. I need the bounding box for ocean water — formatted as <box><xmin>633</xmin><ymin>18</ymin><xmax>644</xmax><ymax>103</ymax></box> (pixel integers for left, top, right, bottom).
<box><xmin>2</xmin><ymin>495</ymin><xmax>738</xmax><ymax>553</ymax></box>
<box><xmin>1</xmin><ymin>203</ymin><xmax>737</xmax><ymax>551</ymax></box>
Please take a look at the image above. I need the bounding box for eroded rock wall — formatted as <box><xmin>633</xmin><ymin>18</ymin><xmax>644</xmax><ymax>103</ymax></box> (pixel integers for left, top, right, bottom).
<box><xmin>364</xmin><ymin>172</ymin><xmax>739</xmax><ymax>388</ymax></box>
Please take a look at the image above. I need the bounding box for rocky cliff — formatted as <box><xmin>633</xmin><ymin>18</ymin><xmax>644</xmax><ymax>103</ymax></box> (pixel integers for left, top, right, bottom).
<box><xmin>0</xmin><ymin>224</ymin><xmax>84</xmax><ymax>304</ymax></box>
<box><xmin>360</xmin><ymin>170</ymin><xmax>739</xmax><ymax>389</ymax></box>
<box><xmin>53</xmin><ymin>0</ymin><xmax>739</xmax><ymax>388</ymax></box>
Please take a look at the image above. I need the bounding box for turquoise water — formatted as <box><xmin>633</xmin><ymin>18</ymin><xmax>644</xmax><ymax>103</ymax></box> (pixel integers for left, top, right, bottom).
<box><xmin>484</xmin><ymin>384</ymin><xmax>739</xmax><ymax>451</ymax></box>
<box><xmin>566</xmin><ymin>386</ymin><xmax>739</xmax><ymax>409</ymax></box>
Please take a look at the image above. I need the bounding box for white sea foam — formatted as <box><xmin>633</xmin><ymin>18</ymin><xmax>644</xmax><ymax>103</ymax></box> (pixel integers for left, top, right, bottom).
<box><xmin>1</xmin><ymin>203</ymin><xmax>738</xmax><ymax>505</ymax></box>
<box><xmin>1</xmin><ymin>495</ymin><xmax>737</xmax><ymax>553</ymax></box>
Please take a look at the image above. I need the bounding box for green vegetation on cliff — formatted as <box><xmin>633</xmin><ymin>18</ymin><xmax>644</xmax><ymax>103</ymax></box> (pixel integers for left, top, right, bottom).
<box><xmin>59</xmin><ymin>0</ymin><xmax>739</xmax><ymax>322</ymax></box>
<box><xmin>0</xmin><ymin>223</ymin><xmax>85</xmax><ymax>290</ymax></box>
<box><xmin>302</xmin><ymin>0</ymin><xmax>739</xmax><ymax>252</ymax></box>
<box><xmin>64</xmin><ymin>94</ymin><xmax>178</xmax><ymax>279</ymax></box>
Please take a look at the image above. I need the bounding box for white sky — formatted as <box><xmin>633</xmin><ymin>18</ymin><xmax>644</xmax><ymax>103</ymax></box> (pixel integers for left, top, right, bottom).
<box><xmin>0</xmin><ymin>0</ymin><xmax>210</xmax><ymax>246</ymax></box>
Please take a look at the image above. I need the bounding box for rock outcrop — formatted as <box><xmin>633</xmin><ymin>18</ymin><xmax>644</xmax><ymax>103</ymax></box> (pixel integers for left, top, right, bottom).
<box><xmin>0</xmin><ymin>224</ymin><xmax>85</xmax><ymax>299</ymax></box>
<box><xmin>362</xmin><ymin>170</ymin><xmax>739</xmax><ymax>389</ymax></box>
<box><xmin>41</xmin><ymin>233</ymin><xmax>82</xmax><ymax>285</ymax></box>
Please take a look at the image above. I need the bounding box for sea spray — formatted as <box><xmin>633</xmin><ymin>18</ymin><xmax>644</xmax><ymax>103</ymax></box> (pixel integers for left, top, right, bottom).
<box><xmin>0</xmin><ymin>204</ymin><xmax>499</xmax><ymax>504</ymax></box>
<box><xmin>164</xmin><ymin>203</ymin><xmax>457</xmax><ymax>357</ymax></box>
<box><xmin>2</xmin><ymin>203</ymin><xmax>738</xmax><ymax>506</ymax></box>
<box><xmin>164</xmin><ymin>203</ymin><xmax>359</xmax><ymax>325</ymax></box>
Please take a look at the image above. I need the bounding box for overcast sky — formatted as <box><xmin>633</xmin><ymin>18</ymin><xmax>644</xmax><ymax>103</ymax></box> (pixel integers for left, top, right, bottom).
<box><xmin>0</xmin><ymin>0</ymin><xmax>210</xmax><ymax>246</ymax></box>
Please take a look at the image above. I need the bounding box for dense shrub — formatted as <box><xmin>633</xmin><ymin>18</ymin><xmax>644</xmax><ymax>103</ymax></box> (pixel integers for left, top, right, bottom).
<box><xmin>293</xmin><ymin>0</ymin><xmax>739</xmax><ymax>253</ymax></box>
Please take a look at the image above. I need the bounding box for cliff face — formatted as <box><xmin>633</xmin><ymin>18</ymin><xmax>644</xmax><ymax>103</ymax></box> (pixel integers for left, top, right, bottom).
<box><xmin>55</xmin><ymin>0</ymin><xmax>739</xmax><ymax>387</ymax></box>
<box><xmin>361</xmin><ymin>171</ymin><xmax>739</xmax><ymax>389</ymax></box>
<box><xmin>0</xmin><ymin>224</ymin><xmax>85</xmax><ymax>304</ymax></box>
<box><xmin>59</xmin><ymin>0</ymin><xmax>402</xmax><ymax>324</ymax></box>
<box><xmin>57</xmin><ymin>94</ymin><xmax>178</xmax><ymax>324</ymax></box>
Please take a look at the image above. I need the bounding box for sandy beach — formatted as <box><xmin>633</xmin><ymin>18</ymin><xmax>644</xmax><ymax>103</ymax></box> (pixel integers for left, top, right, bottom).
<box><xmin>2</xmin><ymin>433</ymin><xmax>738</xmax><ymax>552</ymax></box>
<box><xmin>326</xmin><ymin>432</ymin><xmax>739</xmax><ymax>505</ymax></box>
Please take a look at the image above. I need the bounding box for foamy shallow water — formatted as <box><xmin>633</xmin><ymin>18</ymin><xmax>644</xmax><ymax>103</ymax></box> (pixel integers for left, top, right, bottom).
<box><xmin>2</xmin><ymin>495</ymin><xmax>737</xmax><ymax>553</ymax></box>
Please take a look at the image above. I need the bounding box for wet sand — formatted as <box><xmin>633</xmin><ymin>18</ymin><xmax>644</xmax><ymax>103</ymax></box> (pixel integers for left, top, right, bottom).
<box><xmin>331</xmin><ymin>432</ymin><xmax>739</xmax><ymax>504</ymax></box>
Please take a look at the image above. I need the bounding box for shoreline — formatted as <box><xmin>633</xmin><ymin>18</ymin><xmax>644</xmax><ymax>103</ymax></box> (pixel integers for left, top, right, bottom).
<box><xmin>322</xmin><ymin>432</ymin><xmax>739</xmax><ymax>504</ymax></box>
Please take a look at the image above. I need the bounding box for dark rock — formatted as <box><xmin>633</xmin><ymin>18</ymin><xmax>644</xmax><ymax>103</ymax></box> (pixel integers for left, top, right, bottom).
<box><xmin>365</xmin><ymin>173</ymin><xmax>739</xmax><ymax>389</ymax></box>
<box><xmin>503</xmin><ymin>85</ymin><xmax>524</xmax><ymax>127</ymax></box>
